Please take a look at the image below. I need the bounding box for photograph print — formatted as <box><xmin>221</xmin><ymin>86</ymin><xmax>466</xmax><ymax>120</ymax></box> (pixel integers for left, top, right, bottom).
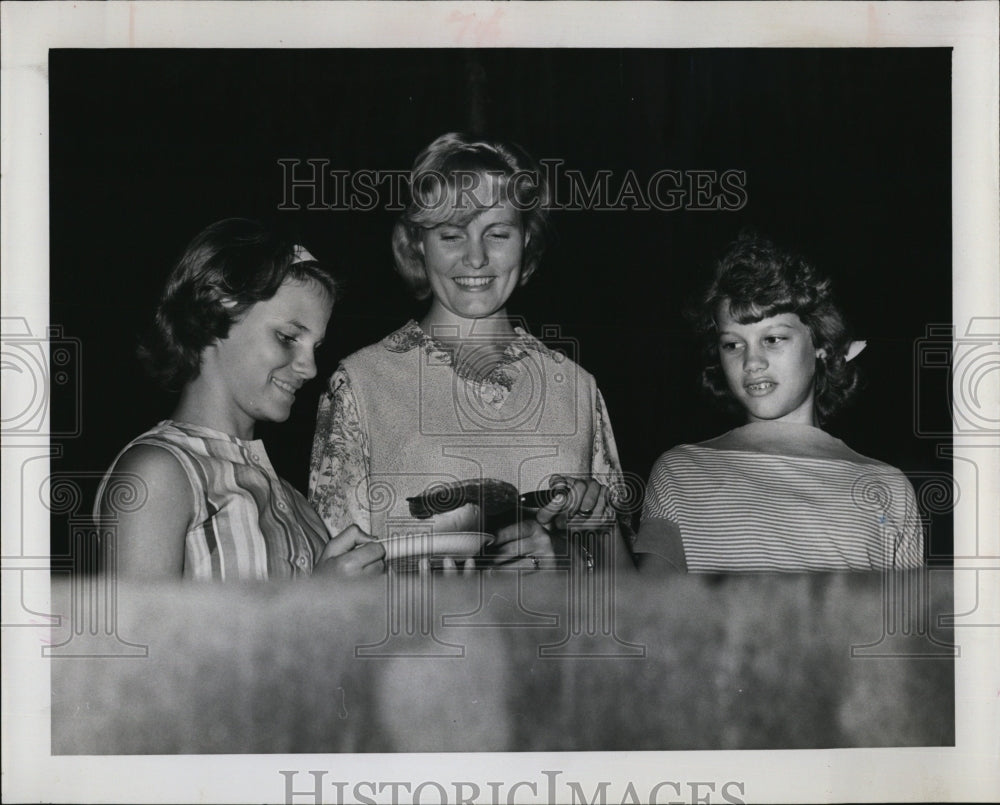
<box><xmin>3</xmin><ymin>3</ymin><xmax>998</xmax><ymax>804</ymax></box>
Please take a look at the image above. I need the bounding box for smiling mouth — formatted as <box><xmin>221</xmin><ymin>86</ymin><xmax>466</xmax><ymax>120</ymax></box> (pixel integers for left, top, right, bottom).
<box><xmin>453</xmin><ymin>276</ymin><xmax>495</xmax><ymax>289</ymax></box>
<box><xmin>744</xmin><ymin>380</ymin><xmax>776</xmax><ymax>395</ymax></box>
<box><xmin>272</xmin><ymin>377</ymin><xmax>299</xmax><ymax>397</ymax></box>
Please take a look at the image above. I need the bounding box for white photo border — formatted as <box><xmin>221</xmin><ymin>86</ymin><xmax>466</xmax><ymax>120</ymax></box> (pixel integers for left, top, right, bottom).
<box><xmin>2</xmin><ymin>2</ymin><xmax>998</xmax><ymax>803</ymax></box>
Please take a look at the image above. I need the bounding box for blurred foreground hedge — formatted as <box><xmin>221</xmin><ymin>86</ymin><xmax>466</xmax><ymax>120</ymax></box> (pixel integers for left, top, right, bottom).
<box><xmin>50</xmin><ymin>569</ymin><xmax>954</xmax><ymax>753</ymax></box>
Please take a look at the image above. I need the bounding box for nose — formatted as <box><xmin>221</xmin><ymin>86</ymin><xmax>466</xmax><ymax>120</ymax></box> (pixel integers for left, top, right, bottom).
<box><xmin>743</xmin><ymin>344</ymin><xmax>767</xmax><ymax>373</ymax></box>
<box><xmin>462</xmin><ymin>237</ymin><xmax>488</xmax><ymax>269</ymax></box>
<box><xmin>293</xmin><ymin>347</ymin><xmax>318</xmax><ymax>381</ymax></box>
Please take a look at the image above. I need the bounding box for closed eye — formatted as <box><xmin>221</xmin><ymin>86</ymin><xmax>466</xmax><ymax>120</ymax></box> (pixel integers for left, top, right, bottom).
<box><xmin>276</xmin><ymin>332</ymin><xmax>297</xmax><ymax>346</ymax></box>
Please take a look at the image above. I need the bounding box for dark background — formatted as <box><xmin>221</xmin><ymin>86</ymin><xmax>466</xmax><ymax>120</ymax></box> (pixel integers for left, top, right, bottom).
<box><xmin>49</xmin><ymin>48</ymin><xmax>953</xmax><ymax>562</ymax></box>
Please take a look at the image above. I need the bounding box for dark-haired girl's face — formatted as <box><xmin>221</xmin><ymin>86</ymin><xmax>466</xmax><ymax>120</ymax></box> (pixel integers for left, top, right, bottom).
<box><xmin>716</xmin><ymin>306</ymin><xmax>821</xmax><ymax>426</ymax></box>
<box><xmin>206</xmin><ymin>278</ymin><xmax>332</xmax><ymax>437</ymax></box>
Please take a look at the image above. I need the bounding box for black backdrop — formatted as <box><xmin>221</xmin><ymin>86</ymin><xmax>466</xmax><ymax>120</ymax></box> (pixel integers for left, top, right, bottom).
<box><xmin>49</xmin><ymin>48</ymin><xmax>953</xmax><ymax>560</ymax></box>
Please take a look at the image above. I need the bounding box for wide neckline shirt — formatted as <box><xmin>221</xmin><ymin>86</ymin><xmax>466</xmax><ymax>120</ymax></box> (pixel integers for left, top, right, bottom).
<box><xmin>636</xmin><ymin>422</ymin><xmax>925</xmax><ymax>572</ymax></box>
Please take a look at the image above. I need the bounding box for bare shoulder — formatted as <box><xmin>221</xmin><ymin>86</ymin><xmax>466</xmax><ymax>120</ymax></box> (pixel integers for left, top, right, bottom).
<box><xmin>100</xmin><ymin>443</ymin><xmax>193</xmax><ymax>518</ymax></box>
<box><xmin>101</xmin><ymin>443</ymin><xmax>193</xmax><ymax>579</ymax></box>
<box><xmin>110</xmin><ymin>443</ymin><xmax>188</xmax><ymax>485</ymax></box>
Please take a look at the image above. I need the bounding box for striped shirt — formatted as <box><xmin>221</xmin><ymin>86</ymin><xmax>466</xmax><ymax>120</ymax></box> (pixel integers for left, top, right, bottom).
<box><xmin>95</xmin><ymin>421</ymin><xmax>329</xmax><ymax>581</ymax></box>
<box><xmin>637</xmin><ymin>439</ymin><xmax>925</xmax><ymax>573</ymax></box>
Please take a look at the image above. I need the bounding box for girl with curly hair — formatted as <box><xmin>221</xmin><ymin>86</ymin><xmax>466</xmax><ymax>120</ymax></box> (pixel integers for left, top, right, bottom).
<box><xmin>633</xmin><ymin>233</ymin><xmax>924</xmax><ymax>572</ymax></box>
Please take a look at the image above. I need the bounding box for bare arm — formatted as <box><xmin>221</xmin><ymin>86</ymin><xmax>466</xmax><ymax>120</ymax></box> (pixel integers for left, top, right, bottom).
<box><xmin>99</xmin><ymin>444</ymin><xmax>192</xmax><ymax>580</ymax></box>
<box><xmin>633</xmin><ymin>518</ymin><xmax>687</xmax><ymax>572</ymax></box>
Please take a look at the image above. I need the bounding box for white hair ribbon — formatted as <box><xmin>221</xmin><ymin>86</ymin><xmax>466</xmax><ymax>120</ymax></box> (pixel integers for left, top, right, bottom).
<box><xmin>292</xmin><ymin>245</ymin><xmax>317</xmax><ymax>264</ymax></box>
<box><xmin>845</xmin><ymin>340</ymin><xmax>867</xmax><ymax>362</ymax></box>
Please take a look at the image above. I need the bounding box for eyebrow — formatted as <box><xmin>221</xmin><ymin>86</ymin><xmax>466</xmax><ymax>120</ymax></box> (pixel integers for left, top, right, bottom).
<box><xmin>717</xmin><ymin>320</ymin><xmax>796</xmax><ymax>334</ymax></box>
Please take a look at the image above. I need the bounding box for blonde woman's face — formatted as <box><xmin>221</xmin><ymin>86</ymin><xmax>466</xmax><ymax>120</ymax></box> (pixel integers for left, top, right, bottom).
<box><xmin>419</xmin><ymin>197</ymin><xmax>528</xmax><ymax>322</ymax></box>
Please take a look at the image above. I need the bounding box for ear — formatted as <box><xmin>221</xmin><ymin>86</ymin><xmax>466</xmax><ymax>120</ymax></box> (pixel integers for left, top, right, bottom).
<box><xmin>220</xmin><ymin>297</ymin><xmax>239</xmax><ymax>309</ymax></box>
<box><xmin>815</xmin><ymin>347</ymin><xmax>828</xmax><ymax>360</ymax></box>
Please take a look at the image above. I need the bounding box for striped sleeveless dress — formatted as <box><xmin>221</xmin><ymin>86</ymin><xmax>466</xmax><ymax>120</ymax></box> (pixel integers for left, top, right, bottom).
<box><xmin>95</xmin><ymin>420</ymin><xmax>329</xmax><ymax>581</ymax></box>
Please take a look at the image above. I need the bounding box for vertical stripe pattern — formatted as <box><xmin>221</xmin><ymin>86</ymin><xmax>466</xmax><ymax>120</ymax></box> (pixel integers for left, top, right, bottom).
<box><xmin>96</xmin><ymin>421</ymin><xmax>329</xmax><ymax>581</ymax></box>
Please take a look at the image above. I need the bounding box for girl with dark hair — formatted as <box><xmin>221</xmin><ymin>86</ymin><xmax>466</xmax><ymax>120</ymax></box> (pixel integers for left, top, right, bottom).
<box><xmin>633</xmin><ymin>233</ymin><xmax>924</xmax><ymax>573</ymax></box>
<box><xmin>309</xmin><ymin>133</ymin><xmax>624</xmax><ymax>570</ymax></box>
<box><xmin>95</xmin><ymin>218</ymin><xmax>385</xmax><ymax>581</ymax></box>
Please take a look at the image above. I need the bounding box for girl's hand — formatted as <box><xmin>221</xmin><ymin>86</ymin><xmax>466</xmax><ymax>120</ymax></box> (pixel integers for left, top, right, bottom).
<box><xmin>315</xmin><ymin>525</ymin><xmax>385</xmax><ymax>577</ymax></box>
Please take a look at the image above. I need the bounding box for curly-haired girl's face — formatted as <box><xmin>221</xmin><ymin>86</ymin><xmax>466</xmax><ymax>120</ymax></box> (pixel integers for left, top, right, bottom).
<box><xmin>715</xmin><ymin>306</ymin><xmax>822</xmax><ymax>426</ymax></box>
<box><xmin>204</xmin><ymin>278</ymin><xmax>333</xmax><ymax>436</ymax></box>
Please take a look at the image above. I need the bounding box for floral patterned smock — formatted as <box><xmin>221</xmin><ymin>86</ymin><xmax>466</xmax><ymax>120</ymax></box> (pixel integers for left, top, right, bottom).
<box><xmin>308</xmin><ymin>320</ymin><xmax>623</xmax><ymax>539</ymax></box>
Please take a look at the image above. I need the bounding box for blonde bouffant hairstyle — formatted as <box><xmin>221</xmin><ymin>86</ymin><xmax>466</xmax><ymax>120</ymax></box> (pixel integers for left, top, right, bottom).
<box><xmin>391</xmin><ymin>132</ymin><xmax>551</xmax><ymax>299</ymax></box>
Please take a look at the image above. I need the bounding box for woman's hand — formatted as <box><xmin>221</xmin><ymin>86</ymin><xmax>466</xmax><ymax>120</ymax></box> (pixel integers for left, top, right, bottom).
<box><xmin>314</xmin><ymin>525</ymin><xmax>385</xmax><ymax>577</ymax></box>
<box><xmin>414</xmin><ymin>503</ymin><xmax>481</xmax><ymax>576</ymax></box>
<box><xmin>490</xmin><ymin>487</ymin><xmax>570</xmax><ymax>571</ymax></box>
<box><xmin>414</xmin><ymin>556</ymin><xmax>478</xmax><ymax>577</ymax></box>
<box><xmin>491</xmin><ymin>477</ymin><xmax>623</xmax><ymax>572</ymax></box>
<box><xmin>546</xmin><ymin>475</ymin><xmax>615</xmax><ymax>531</ymax></box>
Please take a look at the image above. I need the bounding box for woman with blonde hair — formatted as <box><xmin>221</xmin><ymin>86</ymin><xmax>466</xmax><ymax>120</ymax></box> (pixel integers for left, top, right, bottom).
<box><xmin>309</xmin><ymin>133</ymin><xmax>624</xmax><ymax>569</ymax></box>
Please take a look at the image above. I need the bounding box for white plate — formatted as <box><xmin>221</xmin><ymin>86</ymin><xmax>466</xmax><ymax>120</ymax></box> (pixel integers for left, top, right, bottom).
<box><xmin>379</xmin><ymin>531</ymin><xmax>493</xmax><ymax>564</ymax></box>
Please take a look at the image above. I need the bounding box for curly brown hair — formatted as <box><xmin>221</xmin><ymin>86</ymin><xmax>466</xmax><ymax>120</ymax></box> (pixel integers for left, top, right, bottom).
<box><xmin>694</xmin><ymin>232</ymin><xmax>860</xmax><ymax>423</ymax></box>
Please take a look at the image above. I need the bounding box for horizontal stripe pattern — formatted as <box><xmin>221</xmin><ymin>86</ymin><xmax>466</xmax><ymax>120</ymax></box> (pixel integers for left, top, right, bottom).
<box><xmin>638</xmin><ymin>444</ymin><xmax>924</xmax><ymax>572</ymax></box>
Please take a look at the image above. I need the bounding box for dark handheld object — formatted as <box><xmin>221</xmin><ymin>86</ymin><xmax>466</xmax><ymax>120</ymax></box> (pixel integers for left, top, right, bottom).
<box><xmin>407</xmin><ymin>479</ymin><xmax>569</xmax><ymax>519</ymax></box>
<box><xmin>517</xmin><ymin>488</ymin><xmax>566</xmax><ymax>509</ymax></box>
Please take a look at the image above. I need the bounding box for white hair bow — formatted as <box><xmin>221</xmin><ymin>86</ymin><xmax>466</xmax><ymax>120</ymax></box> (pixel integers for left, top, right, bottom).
<box><xmin>845</xmin><ymin>340</ymin><xmax>867</xmax><ymax>362</ymax></box>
